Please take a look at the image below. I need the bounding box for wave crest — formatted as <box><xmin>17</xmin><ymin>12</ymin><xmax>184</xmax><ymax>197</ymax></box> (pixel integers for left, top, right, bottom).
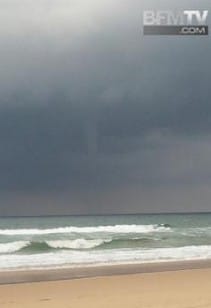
<box><xmin>0</xmin><ymin>241</ymin><xmax>30</xmax><ymax>254</ymax></box>
<box><xmin>0</xmin><ymin>224</ymin><xmax>171</xmax><ymax>236</ymax></box>
<box><xmin>46</xmin><ymin>239</ymin><xmax>111</xmax><ymax>249</ymax></box>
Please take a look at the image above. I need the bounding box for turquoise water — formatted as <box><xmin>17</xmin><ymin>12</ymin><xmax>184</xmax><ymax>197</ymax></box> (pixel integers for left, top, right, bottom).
<box><xmin>0</xmin><ymin>213</ymin><xmax>211</xmax><ymax>270</ymax></box>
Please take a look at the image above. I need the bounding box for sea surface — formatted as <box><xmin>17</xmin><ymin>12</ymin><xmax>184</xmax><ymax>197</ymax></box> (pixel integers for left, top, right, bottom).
<box><xmin>0</xmin><ymin>213</ymin><xmax>211</xmax><ymax>270</ymax></box>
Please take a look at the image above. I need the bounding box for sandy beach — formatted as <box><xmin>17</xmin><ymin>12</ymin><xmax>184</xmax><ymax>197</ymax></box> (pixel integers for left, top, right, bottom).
<box><xmin>0</xmin><ymin>262</ymin><xmax>211</xmax><ymax>308</ymax></box>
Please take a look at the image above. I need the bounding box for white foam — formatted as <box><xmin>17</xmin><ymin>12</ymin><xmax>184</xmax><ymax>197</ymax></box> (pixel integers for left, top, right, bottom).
<box><xmin>0</xmin><ymin>241</ymin><xmax>29</xmax><ymax>254</ymax></box>
<box><xmin>0</xmin><ymin>245</ymin><xmax>211</xmax><ymax>270</ymax></box>
<box><xmin>0</xmin><ymin>224</ymin><xmax>170</xmax><ymax>236</ymax></box>
<box><xmin>46</xmin><ymin>239</ymin><xmax>111</xmax><ymax>249</ymax></box>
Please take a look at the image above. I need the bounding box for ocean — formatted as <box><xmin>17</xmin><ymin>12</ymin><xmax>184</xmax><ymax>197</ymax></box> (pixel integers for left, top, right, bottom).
<box><xmin>0</xmin><ymin>213</ymin><xmax>211</xmax><ymax>271</ymax></box>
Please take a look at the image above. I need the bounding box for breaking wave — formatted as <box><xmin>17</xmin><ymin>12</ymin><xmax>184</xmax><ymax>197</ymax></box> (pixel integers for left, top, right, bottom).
<box><xmin>1</xmin><ymin>245</ymin><xmax>211</xmax><ymax>270</ymax></box>
<box><xmin>0</xmin><ymin>224</ymin><xmax>171</xmax><ymax>236</ymax></box>
<box><xmin>0</xmin><ymin>237</ymin><xmax>161</xmax><ymax>254</ymax></box>
<box><xmin>0</xmin><ymin>241</ymin><xmax>30</xmax><ymax>254</ymax></box>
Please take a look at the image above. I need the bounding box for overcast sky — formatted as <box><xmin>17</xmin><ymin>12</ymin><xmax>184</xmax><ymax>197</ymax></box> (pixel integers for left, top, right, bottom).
<box><xmin>0</xmin><ymin>0</ymin><xmax>211</xmax><ymax>215</ymax></box>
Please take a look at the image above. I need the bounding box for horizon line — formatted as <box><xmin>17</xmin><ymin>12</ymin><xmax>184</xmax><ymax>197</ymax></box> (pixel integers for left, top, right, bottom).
<box><xmin>0</xmin><ymin>211</ymin><xmax>211</xmax><ymax>218</ymax></box>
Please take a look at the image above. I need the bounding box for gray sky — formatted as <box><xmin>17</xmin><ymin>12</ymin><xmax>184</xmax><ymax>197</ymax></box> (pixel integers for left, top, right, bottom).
<box><xmin>0</xmin><ymin>0</ymin><xmax>211</xmax><ymax>215</ymax></box>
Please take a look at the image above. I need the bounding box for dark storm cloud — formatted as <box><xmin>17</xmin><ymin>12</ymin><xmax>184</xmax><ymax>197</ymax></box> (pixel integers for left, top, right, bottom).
<box><xmin>0</xmin><ymin>0</ymin><xmax>211</xmax><ymax>214</ymax></box>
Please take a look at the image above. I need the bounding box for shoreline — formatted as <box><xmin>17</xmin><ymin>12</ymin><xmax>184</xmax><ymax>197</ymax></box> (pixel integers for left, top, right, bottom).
<box><xmin>1</xmin><ymin>259</ymin><xmax>211</xmax><ymax>285</ymax></box>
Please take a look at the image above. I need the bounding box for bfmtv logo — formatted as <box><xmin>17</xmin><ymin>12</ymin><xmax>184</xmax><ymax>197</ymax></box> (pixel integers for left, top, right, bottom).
<box><xmin>143</xmin><ymin>10</ymin><xmax>209</xmax><ymax>35</ymax></box>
